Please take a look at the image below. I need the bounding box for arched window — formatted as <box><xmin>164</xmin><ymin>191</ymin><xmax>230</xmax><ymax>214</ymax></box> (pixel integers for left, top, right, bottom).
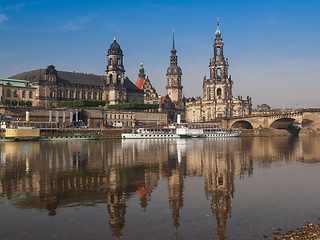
<box><xmin>110</xmin><ymin>58</ymin><xmax>113</xmax><ymax>65</ymax></box>
<box><xmin>99</xmin><ymin>93</ymin><xmax>102</xmax><ymax>100</ymax></box>
<box><xmin>82</xmin><ymin>91</ymin><xmax>86</xmax><ymax>99</ymax></box>
<box><xmin>117</xmin><ymin>58</ymin><xmax>120</xmax><ymax>65</ymax></box>
<box><xmin>57</xmin><ymin>89</ymin><xmax>61</xmax><ymax>98</ymax></box>
<box><xmin>76</xmin><ymin>91</ymin><xmax>79</xmax><ymax>99</ymax></box>
<box><xmin>70</xmin><ymin>90</ymin><xmax>74</xmax><ymax>99</ymax></box>
<box><xmin>109</xmin><ymin>74</ymin><xmax>113</xmax><ymax>84</ymax></box>
<box><xmin>217</xmin><ymin>47</ymin><xmax>221</xmax><ymax>56</ymax></box>
<box><xmin>217</xmin><ymin>88</ymin><xmax>222</xmax><ymax>97</ymax></box>
<box><xmin>93</xmin><ymin>92</ymin><xmax>97</xmax><ymax>100</ymax></box>
<box><xmin>117</xmin><ymin>74</ymin><xmax>121</xmax><ymax>84</ymax></box>
<box><xmin>88</xmin><ymin>92</ymin><xmax>91</xmax><ymax>100</ymax></box>
<box><xmin>217</xmin><ymin>68</ymin><xmax>221</xmax><ymax>78</ymax></box>
<box><xmin>63</xmin><ymin>90</ymin><xmax>68</xmax><ymax>98</ymax></box>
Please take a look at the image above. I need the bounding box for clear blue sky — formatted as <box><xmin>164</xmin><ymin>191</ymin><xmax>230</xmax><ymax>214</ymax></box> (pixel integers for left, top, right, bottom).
<box><xmin>1</xmin><ymin>0</ymin><xmax>320</xmax><ymax>108</ymax></box>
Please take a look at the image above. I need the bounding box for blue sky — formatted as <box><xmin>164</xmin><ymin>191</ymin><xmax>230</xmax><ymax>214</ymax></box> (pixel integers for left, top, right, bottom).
<box><xmin>0</xmin><ymin>0</ymin><xmax>320</xmax><ymax>108</ymax></box>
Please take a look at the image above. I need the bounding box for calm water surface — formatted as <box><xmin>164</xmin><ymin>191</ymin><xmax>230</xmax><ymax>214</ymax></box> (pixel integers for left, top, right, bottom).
<box><xmin>1</xmin><ymin>137</ymin><xmax>320</xmax><ymax>240</ymax></box>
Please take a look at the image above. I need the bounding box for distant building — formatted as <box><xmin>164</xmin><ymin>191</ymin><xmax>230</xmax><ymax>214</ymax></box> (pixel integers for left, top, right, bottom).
<box><xmin>186</xmin><ymin>19</ymin><xmax>252</xmax><ymax>122</ymax></box>
<box><xmin>8</xmin><ymin>37</ymin><xmax>143</xmax><ymax>108</ymax></box>
<box><xmin>0</xmin><ymin>78</ymin><xmax>36</xmax><ymax>104</ymax></box>
<box><xmin>255</xmin><ymin>104</ymin><xmax>271</xmax><ymax>112</ymax></box>
<box><xmin>161</xmin><ymin>31</ymin><xmax>186</xmax><ymax>123</ymax></box>
<box><xmin>135</xmin><ymin>63</ymin><xmax>159</xmax><ymax>104</ymax></box>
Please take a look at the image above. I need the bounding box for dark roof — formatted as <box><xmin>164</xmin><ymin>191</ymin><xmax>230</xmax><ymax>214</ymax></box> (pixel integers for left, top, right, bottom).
<box><xmin>124</xmin><ymin>77</ymin><xmax>143</xmax><ymax>93</ymax></box>
<box><xmin>9</xmin><ymin>68</ymin><xmax>142</xmax><ymax>92</ymax></box>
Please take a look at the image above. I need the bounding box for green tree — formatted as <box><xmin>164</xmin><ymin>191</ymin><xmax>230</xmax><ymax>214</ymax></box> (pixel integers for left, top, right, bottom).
<box><xmin>19</xmin><ymin>100</ymin><xmax>26</xmax><ymax>106</ymax></box>
<box><xmin>11</xmin><ymin>100</ymin><xmax>18</xmax><ymax>106</ymax></box>
<box><xmin>3</xmin><ymin>99</ymin><xmax>10</xmax><ymax>106</ymax></box>
<box><xmin>26</xmin><ymin>101</ymin><xmax>32</xmax><ymax>107</ymax></box>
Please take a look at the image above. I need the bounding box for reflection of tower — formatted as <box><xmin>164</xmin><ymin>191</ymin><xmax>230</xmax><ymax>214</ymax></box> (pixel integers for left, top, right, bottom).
<box><xmin>203</xmin><ymin>142</ymin><xmax>234</xmax><ymax>240</ymax></box>
<box><xmin>106</xmin><ymin>170</ymin><xmax>127</xmax><ymax>239</ymax></box>
<box><xmin>167</xmin><ymin>145</ymin><xmax>185</xmax><ymax>232</ymax></box>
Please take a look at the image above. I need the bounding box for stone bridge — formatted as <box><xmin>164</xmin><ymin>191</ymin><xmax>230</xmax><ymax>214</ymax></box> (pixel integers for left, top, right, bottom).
<box><xmin>221</xmin><ymin>109</ymin><xmax>320</xmax><ymax>132</ymax></box>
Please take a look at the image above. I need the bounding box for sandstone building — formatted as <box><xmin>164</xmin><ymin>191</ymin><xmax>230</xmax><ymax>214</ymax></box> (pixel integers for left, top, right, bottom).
<box><xmin>134</xmin><ymin>63</ymin><xmax>159</xmax><ymax>104</ymax></box>
<box><xmin>8</xmin><ymin>37</ymin><xmax>143</xmax><ymax>108</ymax></box>
<box><xmin>0</xmin><ymin>78</ymin><xmax>36</xmax><ymax>104</ymax></box>
<box><xmin>186</xmin><ymin>19</ymin><xmax>252</xmax><ymax>122</ymax></box>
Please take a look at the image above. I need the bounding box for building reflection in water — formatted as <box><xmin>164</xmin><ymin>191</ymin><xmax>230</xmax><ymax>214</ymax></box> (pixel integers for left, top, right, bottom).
<box><xmin>1</xmin><ymin>137</ymin><xmax>320</xmax><ymax>239</ymax></box>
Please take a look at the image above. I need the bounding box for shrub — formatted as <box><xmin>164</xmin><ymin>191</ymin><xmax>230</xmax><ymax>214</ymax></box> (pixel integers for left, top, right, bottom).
<box><xmin>108</xmin><ymin>103</ymin><xmax>159</xmax><ymax>110</ymax></box>
<box><xmin>11</xmin><ymin>100</ymin><xmax>18</xmax><ymax>106</ymax></box>
<box><xmin>26</xmin><ymin>101</ymin><xmax>32</xmax><ymax>107</ymax></box>
<box><xmin>19</xmin><ymin>100</ymin><xmax>26</xmax><ymax>106</ymax></box>
<box><xmin>59</xmin><ymin>100</ymin><xmax>106</xmax><ymax>107</ymax></box>
<box><xmin>3</xmin><ymin>99</ymin><xmax>10</xmax><ymax>106</ymax></box>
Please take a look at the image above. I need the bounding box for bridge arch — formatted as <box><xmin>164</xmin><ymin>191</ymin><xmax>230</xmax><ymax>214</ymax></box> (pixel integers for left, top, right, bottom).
<box><xmin>269</xmin><ymin>118</ymin><xmax>296</xmax><ymax>129</ymax></box>
<box><xmin>231</xmin><ymin>120</ymin><xmax>253</xmax><ymax>129</ymax></box>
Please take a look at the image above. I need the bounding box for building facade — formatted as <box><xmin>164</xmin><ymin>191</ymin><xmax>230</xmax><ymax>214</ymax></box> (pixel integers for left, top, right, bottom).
<box><xmin>8</xmin><ymin>38</ymin><xmax>143</xmax><ymax>108</ymax></box>
<box><xmin>186</xmin><ymin>19</ymin><xmax>252</xmax><ymax>122</ymax></box>
<box><xmin>0</xmin><ymin>78</ymin><xmax>37</xmax><ymax>105</ymax></box>
<box><xmin>135</xmin><ymin>63</ymin><xmax>159</xmax><ymax>104</ymax></box>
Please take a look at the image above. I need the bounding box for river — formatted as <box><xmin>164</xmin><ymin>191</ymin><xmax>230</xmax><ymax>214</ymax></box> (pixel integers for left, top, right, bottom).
<box><xmin>0</xmin><ymin>136</ymin><xmax>320</xmax><ymax>239</ymax></box>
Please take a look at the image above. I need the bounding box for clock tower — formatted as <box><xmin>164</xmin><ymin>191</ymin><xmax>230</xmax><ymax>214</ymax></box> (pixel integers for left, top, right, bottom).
<box><xmin>166</xmin><ymin>29</ymin><xmax>183</xmax><ymax>103</ymax></box>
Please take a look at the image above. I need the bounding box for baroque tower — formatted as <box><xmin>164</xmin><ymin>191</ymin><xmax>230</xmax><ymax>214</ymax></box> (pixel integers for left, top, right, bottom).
<box><xmin>166</xmin><ymin>29</ymin><xmax>183</xmax><ymax>103</ymax></box>
<box><xmin>204</xmin><ymin>18</ymin><xmax>234</xmax><ymax>118</ymax></box>
<box><xmin>106</xmin><ymin>36</ymin><xmax>126</xmax><ymax>105</ymax></box>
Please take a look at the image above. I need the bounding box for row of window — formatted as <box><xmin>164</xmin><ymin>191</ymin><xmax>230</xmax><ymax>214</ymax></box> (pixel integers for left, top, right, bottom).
<box><xmin>107</xmin><ymin>114</ymin><xmax>133</xmax><ymax>120</ymax></box>
<box><xmin>7</xmin><ymin>90</ymin><xmax>33</xmax><ymax>98</ymax></box>
<box><xmin>51</xmin><ymin>89</ymin><xmax>103</xmax><ymax>100</ymax></box>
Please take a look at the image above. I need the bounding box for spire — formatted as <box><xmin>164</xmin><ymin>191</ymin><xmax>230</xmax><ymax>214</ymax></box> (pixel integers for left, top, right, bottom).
<box><xmin>138</xmin><ymin>62</ymin><xmax>146</xmax><ymax>79</ymax></box>
<box><xmin>173</xmin><ymin>26</ymin><xmax>175</xmax><ymax>50</ymax></box>
<box><xmin>215</xmin><ymin>18</ymin><xmax>221</xmax><ymax>38</ymax></box>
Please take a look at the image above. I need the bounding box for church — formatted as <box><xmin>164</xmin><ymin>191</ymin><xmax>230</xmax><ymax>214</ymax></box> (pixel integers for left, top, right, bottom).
<box><xmin>186</xmin><ymin>19</ymin><xmax>252</xmax><ymax>122</ymax></box>
<box><xmin>9</xmin><ymin>37</ymin><xmax>144</xmax><ymax>108</ymax></box>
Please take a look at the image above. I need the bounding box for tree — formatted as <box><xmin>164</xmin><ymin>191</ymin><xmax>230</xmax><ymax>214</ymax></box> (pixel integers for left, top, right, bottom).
<box><xmin>11</xmin><ymin>100</ymin><xmax>18</xmax><ymax>106</ymax></box>
<box><xmin>26</xmin><ymin>101</ymin><xmax>32</xmax><ymax>107</ymax></box>
<box><xmin>3</xmin><ymin>99</ymin><xmax>10</xmax><ymax>106</ymax></box>
<box><xmin>19</xmin><ymin>100</ymin><xmax>26</xmax><ymax>106</ymax></box>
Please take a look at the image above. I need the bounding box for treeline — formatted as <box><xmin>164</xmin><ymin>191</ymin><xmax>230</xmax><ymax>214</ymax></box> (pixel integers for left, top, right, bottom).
<box><xmin>59</xmin><ymin>100</ymin><xmax>106</xmax><ymax>107</ymax></box>
<box><xmin>2</xmin><ymin>99</ymin><xmax>32</xmax><ymax>107</ymax></box>
<box><xmin>108</xmin><ymin>103</ymin><xmax>159</xmax><ymax>110</ymax></box>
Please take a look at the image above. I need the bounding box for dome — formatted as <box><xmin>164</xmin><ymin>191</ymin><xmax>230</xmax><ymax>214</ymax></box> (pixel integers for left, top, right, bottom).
<box><xmin>108</xmin><ymin>37</ymin><xmax>123</xmax><ymax>55</ymax></box>
<box><xmin>167</xmin><ymin>65</ymin><xmax>182</xmax><ymax>75</ymax></box>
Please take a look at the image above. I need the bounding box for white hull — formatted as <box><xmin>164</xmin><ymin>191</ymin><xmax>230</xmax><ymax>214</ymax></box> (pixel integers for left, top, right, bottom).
<box><xmin>122</xmin><ymin>133</ymin><xmax>180</xmax><ymax>139</ymax></box>
<box><xmin>203</xmin><ymin>132</ymin><xmax>241</xmax><ymax>138</ymax></box>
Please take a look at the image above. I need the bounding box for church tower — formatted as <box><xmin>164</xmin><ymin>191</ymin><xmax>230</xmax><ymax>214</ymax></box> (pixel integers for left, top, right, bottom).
<box><xmin>166</xmin><ymin>30</ymin><xmax>183</xmax><ymax>104</ymax></box>
<box><xmin>105</xmin><ymin>37</ymin><xmax>126</xmax><ymax>105</ymax></box>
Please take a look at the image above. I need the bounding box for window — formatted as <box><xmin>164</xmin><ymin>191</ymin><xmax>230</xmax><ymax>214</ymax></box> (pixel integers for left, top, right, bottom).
<box><xmin>217</xmin><ymin>68</ymin><xmax>221</xmax><ymax>77</ymax></box>
<box><xmin>22</xmin><ymin>91</ymin><xmax>26</xmax><ymax>98</ymax></box>
<box><xmin>76</xmin><ymin>91</ymin><xmax>79</xmax><ymax>99</ymax></box>
<box><xmin>7</xmin><ymin>89</ymin><xmax>11</xmax><ymax>97</ymax></box>
<box><xmin>63</xmin><ymin>90</ymin><xmax>68</xmax><ymax>98</ymax></box>
<box><xmin>217</xmin><ymin>47</ymin><xmax>221</xmax><ymax>56</ymax></box>
<box><xmin>217</xmin><ymin>88</ymin><xmax>222</xmax><ymax>96</ymax></box>
<box><xmin>50</xmin><ymin>90</ymin><xmax>54</xmax><ymax>98</ymax></box>
<box><xmin>117</xmin><ymin>74</ymin><xmax>121</xmax><ymax>83</ymax></box>
<box><xmin>117</xmin><ymin>58</ymin><xmax>120</xmax><ymax>65</ymax></box>
<box><xmin>110</xmin><ymin>58</ymin><xmax>113</xmax><ymax>65</ymax></box>
<box><xmin>70</xmin><ymin>90</ymin><xmax>74</xmax><ymax>99</ymax></box>
<box><xmin>29</xmin><ymin>91</ymin><xmax>32</xmax><ymax>98</ymax></box>
<box><xmin>88</xmin><ymin>92</ymin><xmax>91</xmax><ymax>100</ymax></box>
<box><xmin>99</xmin><ymin>93</ymin><xmax>102</xmax><ymax>100</ymax></box>
<box><xmin>82</xmin><ymin>91</ymin><xmax>85</xmax><ymax>99</ymax></box>
<box><xmin>109</xmin><ymin>74</ymin><xmax>113</xmax><ymax>84</ymax></box>
<box><xmin>14</xmin><ymin>91</ymin><xmax>18</xmax><ymax>97</ymax></box>
<box><xmin>57</xmin><ymin>89</ymin><xmax>61</xmax><ymax>98</ymax></box>
<box><xmin>93</xmin><ymin>92</ymin><xmax>97</xmax><ymax>100</ymax></box>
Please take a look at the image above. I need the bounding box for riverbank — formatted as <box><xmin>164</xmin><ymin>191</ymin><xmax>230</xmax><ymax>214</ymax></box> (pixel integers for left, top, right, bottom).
<box><xmin>271</xmin><ymin>222</ymin><xmax>320</xmax><ymax>239</ymax></box>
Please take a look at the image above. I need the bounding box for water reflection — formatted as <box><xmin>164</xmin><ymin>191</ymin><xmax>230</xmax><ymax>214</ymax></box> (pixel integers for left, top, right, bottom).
<box><xmin>0</xmin><ymin>137</ymin><xmax>320</xmax><ymax>239</ymax></box>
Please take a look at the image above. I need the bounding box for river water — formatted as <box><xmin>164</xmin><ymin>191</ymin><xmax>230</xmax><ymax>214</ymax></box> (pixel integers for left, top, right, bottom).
<box><xmin>0</xmin><ymin>137</ymin><xmax>320</xmax><ymax>240</ymax></box>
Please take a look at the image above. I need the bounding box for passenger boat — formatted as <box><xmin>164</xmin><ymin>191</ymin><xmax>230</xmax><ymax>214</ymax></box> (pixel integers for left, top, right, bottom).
<box><xmin>0</xmin><ymin>121</ymin><xmax>102</xmax><ymax>141</ymax></box>
<box><xmin>121</xmin><ymin>125</ymin><xmax>241</xmax><ymax>139</ymax></box>
<box><xmin>122</xmin><ymin>127</ymin><xmax>179</xmax><ymax>139</ymax></box>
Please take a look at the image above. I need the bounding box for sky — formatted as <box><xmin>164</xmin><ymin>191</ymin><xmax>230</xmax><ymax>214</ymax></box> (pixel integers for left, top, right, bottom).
<box><xmin>0</xmin><ymin>0</ymin><xmax>320</xmax><ymax>109</ymax></box>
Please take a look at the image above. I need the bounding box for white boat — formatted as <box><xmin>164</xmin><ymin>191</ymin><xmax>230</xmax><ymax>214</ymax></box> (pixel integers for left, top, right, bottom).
<box><xmin>202</xmin><ymin>127</ymin><xmax>241</xmax><ymax>138</ymax></box>
<box><xmin>121</xmin><ymin>127</ymin><xmax>179</xmax><ymax>139</ymax></box>
<box><xmin>121</xmin><ymin>126</ymin><xmax>241</xmax><ymax>139</ymax></box>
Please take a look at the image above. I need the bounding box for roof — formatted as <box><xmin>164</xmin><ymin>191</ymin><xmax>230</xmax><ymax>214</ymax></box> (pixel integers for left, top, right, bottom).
<box><xmin>9</xmin><ymin>69</ymin><xmax>105</xmax><ymax>86</ymax></box>
<box><xmin>9</xmin><ymin>68</ymin><xmax>142</xmax><ymax>92</ymax></box>
<box><xmin>0</xmin><ymin>78</ymin><xmax>36</xmax><ymax>88</ymax></box>
<box><xmin>135</xmin><ymin>77</ymin><xmax>146</xmax><ymax>90</ymax></box>
<box><xmin>162</xmin><ymin>95</ymin><xmax>172</xmax><ymax>104</ymax></box>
